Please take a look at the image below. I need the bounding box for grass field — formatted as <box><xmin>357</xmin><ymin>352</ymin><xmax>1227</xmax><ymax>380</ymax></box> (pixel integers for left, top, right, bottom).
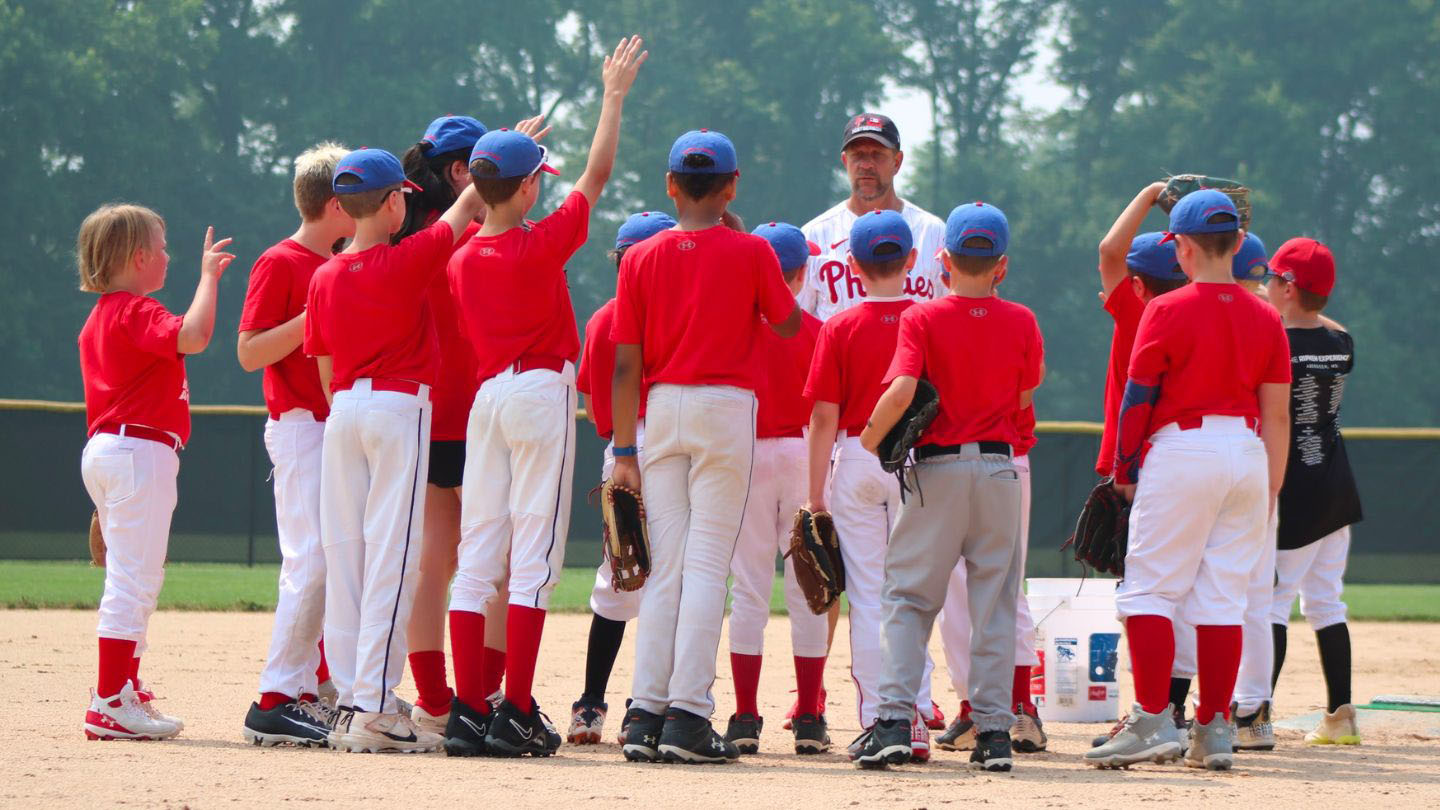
<box><xmin>1</xmin><ymin>560</ymin><xmax>1436</xmax><ymax>619</ymax></box>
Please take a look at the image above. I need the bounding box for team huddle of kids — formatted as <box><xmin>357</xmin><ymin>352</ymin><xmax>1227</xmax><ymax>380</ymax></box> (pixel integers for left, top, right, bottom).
<box><xmin>73</xmin><ymin>35</ymin><xmax>1364</xmax><ymax>772</ymax></box>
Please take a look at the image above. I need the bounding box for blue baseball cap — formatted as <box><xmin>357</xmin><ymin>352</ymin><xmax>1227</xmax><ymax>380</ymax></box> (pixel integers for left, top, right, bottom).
<box><xmin>849</xmin><ymin>209</ymin><xmax>913</xmax><ymax>264</ymax></box>
<box><xmin>1127</xmin><ymin>232</ymin><xmax>1184</xmax><ymax>280</ymax></box>
<box><xmin>469</xmin><ymin>129</ymin><xmax>559</xmax><ymax>179</ymax></box>
<box><xmin>1232</xmin><ymin>232</ymin><xmax>1268</xmax><ymax>281</ymax></box>
<box><xmin>945</xmin><ymin>201</ymin><xmax>1009</xmax><ymax>256</ymax></box>
<box><xmin>421</xmin><ymin>114</ymin><xmax>487</xmax><ymax>156</ymax></box>
<box><xmin>1161</xmin><ymin>189</ymin><xmax>1239</xmax><ymax>241</ymax></box>
<box><xmin>332</xmin><ymin>148</ymin><xmax>422</xmax><ymax>194</ymax></box>
<box><xmin>615</xmin><ymin>211</ymin><xmax>676</xmax><ymax>250</ymax></box>
<box><xmin>753</xmin><ymin>222</ymin><xmax>821</xmax><ymax>271</ymax></box>
<box><xmin>668</xmin><ymin>130</ymin><xmax>738</xmax><ymax>175</ymax></box>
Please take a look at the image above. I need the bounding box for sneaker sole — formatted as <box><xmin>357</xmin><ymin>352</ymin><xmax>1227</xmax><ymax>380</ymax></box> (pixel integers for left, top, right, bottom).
<box><xmin>854</xmin><ymin>743</ymin><xmax>911</xmax><ymax>770</ymax></box>
<box><xmin>658</xmin><ymin>744</ymin><xmax>736</xmax><ymax>764</ymax></box>
<box><xmin>84</xmin><ymin>726</ymin><xmax>174</xmax><ymax>741</ymax></box>
<box><xmin>622</xmin><ymin>744</ymin><xmax>660</xmax><ymax>762</ymax></box>
<box><xmin>568</xmin><ymin>731</ymin><xmax>602</xmax><ymax>744</ymax></box>
<box><xmin>1306</xmin><ymin>735</ymin><xmax>1361</xmax><ymax>745</ymax></box>
<box><xmin>1186</xmin><ymin>753</ymin><xmax>1233</xmax><ymax>770</ymax></box>
<box><xmin>485</xmin><ymin>738</ymin><xmax>555</xmax><ymax>757</ymax></box>
<box><xmin>443</xmin><ymin>736</ymin><xmax>488</xmax><ymax>757</ymax></box>
<box><xmin>794</xmin><ymin>739</ymin><xmax>831</xmax><ymax>754</ymax></box>
<box><xmin>334</xmin><ymin>736</ymin><xmax>438</xmax><ymax>754</ymax></box>
<box><xmin>1086</xmin><ymin>742</ymin><xmax>1182</xmax><ymax>769</ymax></box>
<box><xmin>1013</xmin><ymin>737</ymin><xmax>1047</xmax><ymax>753</ymax></box>
<box><xmin>970</xmin><ymin>757</ymin><xmax>1013</xmax><ymax>772</ymax></box>
<box><xmin>937</xmin><ymin>737</ymin><xmax>976</xmax><ymax>751</ymax></box>
<box><xmin>242</xmin><ymin>727</ymin><xmax>328</xmax><ymax>748</ymax></box>
<box><xmin>1234</xmin><ymin>742</ymin><xmax>1275</xmax><ymax>751</ymax></box>
<box><xmin>728</xmin><ymin>738</ymin><xmax>759</xmax><ymax>755</ymax></box>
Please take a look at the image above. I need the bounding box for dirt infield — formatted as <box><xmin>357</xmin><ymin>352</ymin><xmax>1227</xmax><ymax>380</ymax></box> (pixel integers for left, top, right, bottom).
<box><xmin>5</xmin><ymin>611</ymin><xmax>1437</xmax><ymax>808</ymax></box>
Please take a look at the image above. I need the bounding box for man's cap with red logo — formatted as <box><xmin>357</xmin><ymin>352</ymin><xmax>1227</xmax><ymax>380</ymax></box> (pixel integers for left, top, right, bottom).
<box><xmin>1270</xmin><ymin>237</ymin><xmax>1335</xmax><ymax>296</ymax></box>
<box><xmin>841</xmin><ymin>112</ymin><xmax>900</xmax><ymax>151</ymax></box>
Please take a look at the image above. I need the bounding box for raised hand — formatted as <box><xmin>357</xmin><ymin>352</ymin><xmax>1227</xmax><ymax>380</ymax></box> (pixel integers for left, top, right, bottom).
<box><xmin>201</xmin><ymin>226</ymin><xmax>235</xmax><ymax>279</ymax></box>
<box><xmin>514</xmin><ymin>113</ymin><xmax>552</xmax><ymax>143</ymax></box>
<box><xmin>602</xmin><ymin>35</ymin><xmax>648</xmax><ymax>97</ymax></box>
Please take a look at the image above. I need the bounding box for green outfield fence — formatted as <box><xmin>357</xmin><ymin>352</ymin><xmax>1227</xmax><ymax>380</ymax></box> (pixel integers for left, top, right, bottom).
<box><xmin>2</xmin><ymin>399</ymin><xmax>1436</xmax><ymax>583</ymax></box>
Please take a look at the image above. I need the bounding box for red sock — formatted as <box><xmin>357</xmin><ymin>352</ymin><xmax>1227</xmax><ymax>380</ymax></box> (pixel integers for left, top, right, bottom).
<box><xmin>128</xmin><ymin>655</ymin><xmax>141</xmax><ymax>688</ymax></box>
<box><xmin>1195</xmin><ymin>625</ymin><xmax>1243</xmax><ymax>725</ymax></box>
<box><xmin>959</xmin><ymin>699</ymin><xmax>973</xmax><ymax>720</ymax></box>
<box><xmin>504</xmin><ymin>605</ymin><xmax>546</xmax><ymax>714</ymax></box>
<box><xmin>1012</xmin><ymin>665</ymin><xmax>1033</xmax><ymax>712</ymax></box>
<box><xmin>448</xmin><ymin>609</ymin><xmax>488</xmax><ymax>710</ymax></box>
<box><xmin>482</xmin><ymin>646</ymin><xmax>507</xmax><ymax>698</ymax></box>
<box><xmin>730</xmin><ymin>653</ymin><xmax>762</xmax><ymax>716</ymax></box>
<box><xmin>1126</xmin><ymin>615</ymin><xmax>1175</xmax><ymax>715</ymax></box>
<box><xmin>299</xmin><ymin>693</ymin><xmax>318</xmax><ymax>704</ymax></box>
<box><xmin>793</xmin><ymin>655</ymin><xmax>825</xmax><ymax>717</ymax></box>
<box><xmin>408</xmin><ymin>650</ymin><xmax>453</xmax><ymax>714</ymax></box>
<box><xmin>97</xmin><ymin>637</ymin><xmax>137</xmax><ymax>698</ymax></box>
<box><xmin>315</xmin><ymin>639</ymin><xmax>331</xmax><ymax>685</ymax></box>
<box><xmin>259</xmin><ymin>691</ymin><xmax>293</xmax><ymax>710</ymax></box>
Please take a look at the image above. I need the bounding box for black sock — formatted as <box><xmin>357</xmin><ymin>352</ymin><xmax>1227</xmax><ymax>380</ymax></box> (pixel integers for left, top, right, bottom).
<box><xmin>580</xmin><ymin>615</ymin><xmax>627</xmax><ymax>705</ymax></box>
<box><xmin>1316</xmin><ymin>623</ymin><xmax>1352</xmax><ymax>712</ymax></box>
<box><xmin>1270</xmin><ymin>623</ymin><xmax>1288</xmax><ymax>693</ymax></box>
<box><xmin>1168</xmin><ymin>677</ymin><xmax>1192</xmax><ymax>711</ymax></box>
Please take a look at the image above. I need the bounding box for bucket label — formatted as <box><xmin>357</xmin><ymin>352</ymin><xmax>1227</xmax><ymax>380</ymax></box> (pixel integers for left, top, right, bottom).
<box><xmin>1090</xmin><ymin>632</ymin><xmax>1120</xmax><ymax>683</ymax></box>
<box><xmin>1089</xmin><ymin>685</ymin><xmax>1107</xmax><ymax>701</ymax></box>
<box><xmin>1054</xmin><ymin>639</ymin><xmax>1080</xmax><ymax>706</ymax></box>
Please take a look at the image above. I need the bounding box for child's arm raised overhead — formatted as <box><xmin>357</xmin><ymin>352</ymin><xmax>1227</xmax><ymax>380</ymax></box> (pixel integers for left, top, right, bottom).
<box><xmin>1097</xmin><ymin>182</ymin><xmax>1165</xmax><ymax>300</ymax></box>
<box><xmin>573</xmin><ymin>35</ymin><xmax>648</xmax><ymax>206</ymax></box>
<box><xmin>177</xmin><ymin>226</ymin><xmax>235</xmax><ymax>355</ymax></box>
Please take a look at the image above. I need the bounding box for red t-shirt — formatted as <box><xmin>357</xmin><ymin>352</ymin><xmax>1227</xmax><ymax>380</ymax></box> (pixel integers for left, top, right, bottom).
<box><xmin>576</xmin><ymin>297</ymin><xmax>648</xmax><ymax>441</ymax></box>
<box><xmin>756</xmin><ymin>311</ymin><xmax>821</xmax><ymax>438</ymax></box>
<box><xmin>884</xmin><ymin>295</ymin><xmax>1044</xmax><ymax>448</ymax></box>
<box><xmin>238</xmin><ymin>239</ymin><xmax>331</xmax><ymax>420</ymax></box>
<box><xmin>79</xmin><ymin>292</ymin><xmax>190</xmax><ymax>444</ymax></box>
<box><xmin>612</xmin><ymin>226</ymin><xmax>796</xmax><ymax>390</ymax></box>
<box><xmin>804</xmin><ymin>298</ymin><xmax>913</xmax><ymax>434</ymax></box>
<box><xmin>449</xmin><ymin>191</ymin><xmax>588</xmax><ymax>382</ymax></box>
<box><xmin>1127</xmin><ymin>282</ymin><xmax>1291</xmax><ymax>439</ymax></box>
<box><xmin>428</xmin><ymin>221</ymin><xmax>482</xmax><ymax>441</ymax></box>
<box><xmin>304</xmin><ymin>221</ymin><xmax>453</xmax><ymax>392</ymax></box>
<box><xmin>1097</xmin><ymin>281</ymin><xmax>1145</xmax><ymax>475</ymax></box>
<box><xmin>1014</xmin><ymin>404</ymin><xmax>1037</xmax><ymax>457</ymax></box>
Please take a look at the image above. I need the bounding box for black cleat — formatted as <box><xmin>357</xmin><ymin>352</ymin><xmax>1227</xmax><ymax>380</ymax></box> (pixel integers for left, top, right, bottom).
<box><xmin>724</xmin><ymin>712</ymin><xmax>763</xmax><ymax>755</ymax></box>
<box><xmin>851</xmin><ymin>718</ymin><xmax>911</xmax><ymax>770</ymax></box>
<box><xmin>242</xmin><ymin>700</ymin><xmax>330</xmax><ymax>747</ymax></box>
<box><xmin>792</xmin><ymin>712</ymin><xmax>831</xmax><ymax>754</ymax></box>
<box><xmin>659</xmin><ymin>708</ymin><xmax>739</xmax><ymax>763</ymax></box>
<box><xmin>621</xmin><ymin>705</ymin><xmax>665</xmax><ymax>762</ymax></box>
<box><xmin>443</xmin><ymin>697</ymin><xmax>491</xmax><ymax>757</ymax></box>
<box><xmin>969</xmin><ymin>729</ymin><xmax>1014</xmax><ymax>772</ymax></box>
<box><xmin>483</xmin><ymin>698</ymin><xmax>560</xmax><ymax>757</ymax></box>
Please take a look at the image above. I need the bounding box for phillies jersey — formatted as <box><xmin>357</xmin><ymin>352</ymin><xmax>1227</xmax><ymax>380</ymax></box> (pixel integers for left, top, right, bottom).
<box><xmin>798</xmin><ymin>199</ymin><xmax>946</xmax><ymax>322</ymax></box>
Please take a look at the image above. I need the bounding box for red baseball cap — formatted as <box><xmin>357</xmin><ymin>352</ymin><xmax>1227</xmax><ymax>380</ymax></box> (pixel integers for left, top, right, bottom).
<box><xmin>1269</xmin><ymin>237</ymin><xmax>1335</xmax><ymax>296</ymax></box>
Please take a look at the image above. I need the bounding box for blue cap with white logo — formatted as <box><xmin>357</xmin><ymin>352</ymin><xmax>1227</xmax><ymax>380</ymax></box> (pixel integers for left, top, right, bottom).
<box><xmin>421</xmin><ymin>115</ymin><xmax>487</xmax><ymax>156</ymax></box>
<box><xmin>1162</xmin><ymin>189</ymin><xmax>1239</xmax><ymax>241</ymax></box>
<box><xmin>1127</xmin><ymin>232</ymin><xmax>1185</xmax><ymax>280</ymax></box>
<box><xmin>945</xmin><ymin>201</ymin><xmax>1009</xmax><ymax>256</ymax></box>
<box><xmin>849</xmin><ymin>209</ymin><xmax>913</xmax><ymax>264</ymax></box>
<box><xmin>1232</xmin><ymin>232</ymin><xmax>1268</xmax><ymax>281</ymax></box>
<box><xmin>332</xmin><ymin>148</ymin><xmax>422</xmax><ymax>194</ymax></box>
<box><xmin>615</xmin><ymin>211</ymin><xmax>677</xmax><ymax>250</ymax></box>
<box><xmin>668</xmin><ymin>130</ymin><xmax>738</xmax><ymax>175</ymax></box>
<box><xmin>469</xmin><ymin>129</ymin><xmax>559</xmax><ymax>179</ymax></box>
<box><xmin>753</xmin><ymin>222</ymin><xmax>821</xmax><ymax>271</ymax></box>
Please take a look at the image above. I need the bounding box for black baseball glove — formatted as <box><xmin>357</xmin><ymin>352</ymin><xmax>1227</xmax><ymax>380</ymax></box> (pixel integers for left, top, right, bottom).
<box><xmin>876</xmin><ymin>379</ymin><xmax>940</xmax><ymax>474</ymax></box>
<box><xmin>1061</xmin><ymin>478</ymin><xmax>1131</xmax><ymax>576</ymax></box>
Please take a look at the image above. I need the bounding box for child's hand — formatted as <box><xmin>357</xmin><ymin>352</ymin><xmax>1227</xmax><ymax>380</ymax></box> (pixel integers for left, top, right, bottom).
<box><xmin>201</xmin><ymin>227</ymin><xmax>235</xmax><ymax>280</ymax></box>
<box><xmin>1146</xmin><ymin>181</ymin><xmax>1167</xmax><ymax>203</ymax></box>
<box><xmin>514</xmin><ymin>113</ymin><xmax>552</xmax><ymax>143</ymax></box>
<box><xmin>602</xmin><ymin>35</ymin><xmax>648</xmax><ymax>97</ymax></box>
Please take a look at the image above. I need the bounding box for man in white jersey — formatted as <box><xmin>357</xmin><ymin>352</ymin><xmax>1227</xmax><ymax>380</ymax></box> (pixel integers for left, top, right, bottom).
<box><xmin>799</xmin><ymin>113</ymin><xmax>947</xmax><ymax>321</ymax></box>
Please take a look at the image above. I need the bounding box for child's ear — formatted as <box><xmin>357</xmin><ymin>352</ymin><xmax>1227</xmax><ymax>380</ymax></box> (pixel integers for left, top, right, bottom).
<box><xmin>939</xmin><ymin>248</ymin><xmax>954</xmax><ymax>275</ymax></box>
<box><xmin>904</xmin><ymin>248</ymin><xmax>918</xmax><ymax>271</ymax></box>
<box><xmin>722</xmin><ymin>173</ymin><xmax>738</xmax><ymax>202</ymax></box>
<box><xmin>847</xmin><ymin>255</ymin><xmax>861</xmax><ymax>274</ymax></box>
<box><xmin>1131</xmin><ymin>274</ymin><xmax>1146</xmax><ymax>301</ymax></box>
<box><xmin>992</xmin><ymin>255</ymin><xmax>1009</xmax><ymax>285</ymax></box>
<box><xmin>664</xmin><ymin>172</ymin><xmax>679</xmax><ymax>202</ymax></box>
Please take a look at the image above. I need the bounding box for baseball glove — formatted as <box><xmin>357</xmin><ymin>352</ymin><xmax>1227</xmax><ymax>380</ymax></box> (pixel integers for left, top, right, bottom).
<box><xmin>784</xmin><ymin>508</ymin><xmax>846</xmax><ymax>614</ymax></box>
<box><xmin>876</xmin><ymin>378</ymin><xmax>940</xmax><ymax>474</ymax></box>
<box><xmin>600</xmin><ymin>479</ymin><xmax>651</xmax><ymax>592</ymax></box>
<box><xmin>88</xmin><ymin>510</ymin><xmax>106</xmax><ymax>568</ymax></box>
<box><xmin>1061</xmin><ymin>478</ymin><xmax>1130</xmax><ymax>576</ymax></box>
<box><xmin>1156</xmin><ymin>173</ymin><xmax>1252</xmax><ymax>229</ymax></box>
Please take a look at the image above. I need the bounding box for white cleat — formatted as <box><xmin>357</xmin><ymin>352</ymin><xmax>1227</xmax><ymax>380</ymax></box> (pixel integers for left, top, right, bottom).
<box><xmin>84</xmin><ymin>681</ymin><xmax>181</xmax><ymax>741</ymax></box>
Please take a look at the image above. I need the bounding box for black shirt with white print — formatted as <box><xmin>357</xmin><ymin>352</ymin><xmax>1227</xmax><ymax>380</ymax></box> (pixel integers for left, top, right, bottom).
<box><xmin>1278</xmin><ymin>326</ymin><xmax>1363</xmax><ymax>550</ymax></box>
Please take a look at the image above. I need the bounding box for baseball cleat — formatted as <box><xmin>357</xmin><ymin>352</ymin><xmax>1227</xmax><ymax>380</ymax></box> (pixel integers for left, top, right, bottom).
<box><xmin>1233</xmin><ymin>700</ymin><xmax>1276</xmax><ymax>751</ymax></box>
<box><xmin>723</xmin><ymin>712</ymin><xmax>763</xmax><ymax>755</ymax></box>
<box><xmin>242</xmin><ymin>700</ymin><xmax>330</xmax><ymax>747</ymax></box>
<box><xmin>910</xmin><ymin>709</ymin><xmax>931</xmax><ymax>763</ymax></box>
<box><xmin>1305</xmin><ymin>703</ymin><xmax>1361</xmax><ymax>746</ymax></box>
<box><xmin>851</xmin><ymin>719</ymin><xmax>911</xmax><ymax>770</ymax></box>
<box><xmin>791</xmin><ymin>712</ymin><xmax>831</xmax><ymax>754</ymax></box>
<box><xmin>410</xmin><ymin>700</ymin><xmax>450</xmax><ymax>736</ymax></box>
<box><xmin>617</xmin><ymin>698</ymin><xmax>633</xmax><ymax>744</ymax></box>
<box><xmin>331</xmin><ymin>710</ymin><xmax>440</xmax><ymax>753</ymax></box>
<box><xmin>134</xmin><ymin>683</ymin><xmax>185</xmax><ymax>732</ymax></box>
<box><xmin>1084</xmin><ymin>703</ymin><xmax>1182</xmax><ymax>769</ymax></box>
<box><xmin>781</xmin><ymin>687</ymin><xmax>826</xmax><ymax>730</ymax></box>
<box><xmin>84</xmin><ymin>681</ymin><xmax>181</xmax><ymax>741</ymax></box>
<box><xmin>316</xmin><ymin>679</ymin><xmax>339</xmax><ymax>710</ymax></box>
<box><xmin>1010</xmin><ymin>703</ymin><xmax>1048</xmax><ymax>752</ymax></box>
<box><xmin>1092</xmin><ymin>703</ymin><xmax>1190</xmax><ymax>753</ymax></box>
<box><xmin>969</xmin><ymin>729</ymin><xmax>1014</xmax><ymax>772</ymax></box>
<box><xmin>484</xmin><ymin>698</ymin><xmax>561</xmax><ymax>757</ymax></box>
<box><xmin>621</xmin><ymin>705</ymin><xmax>665</xmax><ymax>762</ymax></box>
<box><xmin>1185</xmin><ymin>714</ymin><xmax>1235</xmax><ymax>770</ymax></box>
<box><xmin>659</xmin><ymin>708</ymin><xmax>739</xmax><ymax>764</ymax></box>
<box><xmin>937</xmin><ymin>709</ymin><xmax>977</xmax><ymax>751</ymax></box>
<box><xmin>567</xmin><ymin>698</ymin><xmax>607</xmax><ymax>745</ymax></box>
<box><xmin>922</xmin><ymin>703</ymin><xmax>946</xmax><ymax>731</ymax></box>
<box><xmin>442</xmin><ymin>697</ymin><xmax>492</xmax><ymax>757</ymax></box>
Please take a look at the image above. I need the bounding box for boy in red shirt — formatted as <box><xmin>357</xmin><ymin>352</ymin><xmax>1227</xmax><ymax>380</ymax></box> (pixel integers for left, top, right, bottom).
<box><xmin>238</xmin><ymin>142</ymin><xmax>354</xmax><ymax>747</ymax></box>
<box><xmin>1087</xmin><ymin>190</ymin><xmax>1291</xmax><ymax>771</ymax></box>
<box><xmin>611</xmin><ymin>129</ymin><xmax>801</xmax><ymax>764</ymax></box>
<box><xmin>304</xmin><ymin>147</ymin><xmax>484</xmax><ymax>753</ymax></box>
<box><xmin>568</xmin><ymin>210</ymin><xmax>674</xmax><ymax>745</ymax></box>
<box><xmin>443</xmin><ymin>36</ymin><xmax>647</xmax><ymax>758</ymax></box>
<box><xmin>723</xmin><ymin>222</ymin><xmax>830</xmax><ymax>756</ymax></box>
<box><xmin>857</xmin><ymin>202</ymin><xmax>1042</xmax><ymax>772</ymax></box>
<box><xmin>77</xmin><ymin>204</ymin><xmax>234</xmax><ymax>739</ymax></box>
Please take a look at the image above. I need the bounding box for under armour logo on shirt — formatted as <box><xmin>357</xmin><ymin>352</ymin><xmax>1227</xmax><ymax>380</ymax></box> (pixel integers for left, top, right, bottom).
<box><xmin>970</xmin><ymin>307</ymin><xmax>988</xmax><ymax>318</ymax></box>
<box><xmin>347</xmin><ymin>261</ymin><xmax>363</xmax><ymax>272</ymax></box>
<box><xmin>677</xmin><ymin>240</ymin><xmax>697</xmax><ymax>251</ymax></box>
<box><xmin>479</xmin><ymin>247</ymin><xmax>496</xmax><ymax>256</ymax></box>
<box><xmin>881</xmin><ymin>314</ymin><xmax>899</xmax><ymax>324</ymax></box>
<box><xmin>1218</xmin><ymin>293</ymin><xmax>1234</xmax><ymax>303</ymax></box>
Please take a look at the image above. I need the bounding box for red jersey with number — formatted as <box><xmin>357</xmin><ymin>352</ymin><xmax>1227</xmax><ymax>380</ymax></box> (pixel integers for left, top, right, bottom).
<box><xmin>1127</xmin><ymin>282</ymin><xmax>1291</xmax><ymax>439</ymax></box>
<box><xmin>884</xmin><ymin>295</ymin><xmax>1043</xmax><ymax>448</ymax></box>
<box><xmin>239</xmin><ymin>239</ymin><xmax>331</xmax><ymax>419</ymax></box>
<box><xmin>1096</xmin><ymin>281</ymin><xmax>1144</xmax><ymax>476</ymax></box>
<box><xmin>79</xmin><ymin>292</ymin><xmax>190</xmax><ymax>443</ymax></box>
<box><xmin>304</xmin><ymin>221</ymin><xmax>453</xmax><ymax>392</ymax></box>
<box><xmin>428</xmin><ymin>221</ymin><xmax>482</xmax><ymax>440</ymax></box>
<box><xmin>450</xmin><ymin>191</ymin><xmax>588</xmax><ymax>382</ymax></box>
<box><xmin>577</xmin><ymin>297</ymin><xmax>648</xmax><ymax>441</ymax></box>
<box><xmin>804</xmin><ymin>298</ymin><xmax>913</xmax><ymax>434</ymax></box>
<box><xmin>612</xmin><ymin>226</ymin><xmax>796</xmax><ymax>390</ymax></box>
<box><xmin>757</xmin><ymin>311</ymin><xmax>821</xmax><ymax>438</ymax></box>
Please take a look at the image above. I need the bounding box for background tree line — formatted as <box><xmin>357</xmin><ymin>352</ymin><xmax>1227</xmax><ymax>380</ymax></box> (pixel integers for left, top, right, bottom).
<box><xmin>2</xmin><ymin>0</ymin><xmax>1436</xmax><ymax>426</ymax></box>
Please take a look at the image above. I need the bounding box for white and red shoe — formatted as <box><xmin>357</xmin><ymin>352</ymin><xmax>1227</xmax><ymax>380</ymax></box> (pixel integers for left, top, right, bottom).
<box><xmin>910</xmin><ymin>709</ymin><xmax>931</xmax><ymax>763</ymax></box>
<box><xmin>84</xmin><ymin>681</ymin><xmax>181</xmax><ymax>740</ymax></box>
<box><xmin>921</xmin><ymin>703</ymin><xmax>946</xmax><ymax>731</ymax></box>
<box><xmin>134</xmin><ymin>681</ymin><xmax>185</xmax><ymax>732</ymax></box>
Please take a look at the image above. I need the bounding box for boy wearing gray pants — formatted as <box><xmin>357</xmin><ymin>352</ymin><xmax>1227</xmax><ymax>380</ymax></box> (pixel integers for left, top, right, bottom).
<box><xmin>857</xmin><ymin>202</ymin><xmax>1043</xmax><ymax>772</ymax></box>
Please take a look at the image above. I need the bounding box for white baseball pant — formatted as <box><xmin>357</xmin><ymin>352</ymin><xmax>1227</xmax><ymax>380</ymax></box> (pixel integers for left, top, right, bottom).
<box><xmin>828</xmin><ymin>434</ymin><xmax>934</xmax><ymax>728</ymax></box>
<box><xmin>256</xmin><ymin>409</ymin><xmax>327</xmax><ymax>699</ymax></box>
<box><xmin>452</xmin><ymin>363</ymin><xmax>577</xmax><ymax>614</ymax></box>
<box><xmin>81</xmin><ymin>431</ymin><xmax>178</xmax><ymax>645</ymax></box>
<box><xmin>320</xmin><ymin>380</ymin><xmax>432</xmax><ymax>714</ymax></box>
<box><xmin>630</xmin><ymin>384</ymin><xmax>755</xmax><ymax>718</ymax></box>
<box><xmin>728</xmin><ymin>437</ymin><xmax>829</xmax><ymax>658</ymax></box>
<box><xmin>589</xmin><ymin>423</ymin><xmax>646</xmax><ymax>622</ymax></box>
<box><xmin>1234</xmin><ymin>508</ymin><xmax>1279</xmax><ymax>713</ymax></box>
<box><xmin>1270</xmin><ymin>526</ymin><xmax>1351</xmax><ymax>630</ymax></box>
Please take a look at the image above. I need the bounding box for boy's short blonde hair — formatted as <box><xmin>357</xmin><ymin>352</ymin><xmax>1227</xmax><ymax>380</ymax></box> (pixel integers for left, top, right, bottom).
<box><xmin>76</xmin><ymin>204</ymin><xmax>165</xmax><ymax>293</ymax></box>
<box><xmin>294</xmin><ymin>142</ymin><xmax>349</xmax><ymax>221</ymax></box>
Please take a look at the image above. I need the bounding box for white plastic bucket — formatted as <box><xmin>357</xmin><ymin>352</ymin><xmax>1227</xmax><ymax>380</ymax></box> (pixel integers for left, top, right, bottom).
<box><xmin>1026</xmin><ymin>578</ymin><xmax>1124</xmax><ymax>723</ymax></box>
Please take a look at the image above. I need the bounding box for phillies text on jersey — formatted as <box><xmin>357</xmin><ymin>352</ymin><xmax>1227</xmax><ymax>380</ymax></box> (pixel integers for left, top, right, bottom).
<box><xmin>799</xmin><ymin>199</ymin><xmax>947</xmax><ymax>322</ymax></box>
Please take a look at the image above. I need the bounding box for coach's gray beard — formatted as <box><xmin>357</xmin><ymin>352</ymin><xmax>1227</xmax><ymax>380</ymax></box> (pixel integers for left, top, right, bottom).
<box><xmin>852</xmin><ymin>177</ymin><xmax>891</xmax><ymax>203</ymax></box>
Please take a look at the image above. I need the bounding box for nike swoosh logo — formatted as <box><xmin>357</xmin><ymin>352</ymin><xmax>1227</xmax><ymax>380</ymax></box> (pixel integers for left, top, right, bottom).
<box><xmin>382</xmin><ymin>730</ymin><xmax>418</xmax><ymax>742</ymax></box>
<box><xmin>282</xmin><ymin>715</ymin><xmax>322</xmax><ymax>733</ymax></box>
<box><xmin>509</xmin><ymin>718</ymin><xmax>534</xmax><ymax>740</ymax></box>
<box><xmin>830</xmin><ymin>238</ymin><xmax>849</xmax><ymax>249</ymax></box>
<box><xmin>459</xmin><ymin>715</ymin><xmax>486</xmax><ymax>737</ymax></box>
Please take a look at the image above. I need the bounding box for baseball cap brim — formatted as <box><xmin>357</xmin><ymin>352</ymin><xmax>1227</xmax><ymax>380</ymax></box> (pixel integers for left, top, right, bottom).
<box><xmin>842</xmin><ymin>132</ymin><xmax>899</xmax><ymax>151</ymax></box>
<box><xmin>534</xmin><ymin>145</ymin><xmax>560</xmax><ymax>176</ymax></box>
<box><xmin>403</xmin><ymin>179</ymin><xmax>423</xmax><ymax>192</ymax></box>
<box><xmin>806</xmin><ymin>240</ymin><xmax>821</xmax><ymax>256</ymax></box>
